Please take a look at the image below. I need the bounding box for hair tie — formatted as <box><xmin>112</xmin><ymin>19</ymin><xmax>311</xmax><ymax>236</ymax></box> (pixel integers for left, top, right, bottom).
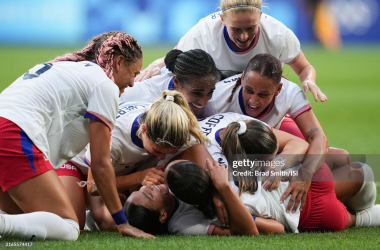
<box><xmin>166</xmin><ymin>95</ymin><xmax>175</xmax><ymax>101</ymax></box>
<box><xmin>237</xmin><ymin>121</ymin><xmax>247</xmax><ymax>135</ymax></box>
<box><xmin>222</xmin><ymin>5</ymin><xmax>261</xmax><ymax>12</ymax></box>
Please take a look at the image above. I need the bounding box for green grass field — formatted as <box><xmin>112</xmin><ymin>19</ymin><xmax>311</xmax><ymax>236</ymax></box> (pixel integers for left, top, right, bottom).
<box><xmin>0</xmin><ymin>45</ymin><xmax>380</xmax><ymax>249</ymax></box>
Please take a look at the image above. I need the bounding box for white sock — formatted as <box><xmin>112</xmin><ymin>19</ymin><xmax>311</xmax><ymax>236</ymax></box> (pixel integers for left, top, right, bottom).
<box><xmin>345</xmin><ymin>163</ymin><xmax>376</xmax><ymax>210</ymax></box>
<box><xmin>84</xmin><ymin>210</ymin><xmax>99</xmax><ymax>231</ymax></box>
<box><xmin>355</xmin><ymin>205</ymin><xmax>380</xmax><ymax>227</ymax></box>
<box><xmin>0</xmin><ymin>212</ymin><xmax>79</xmax><ymax>241</ymax></box>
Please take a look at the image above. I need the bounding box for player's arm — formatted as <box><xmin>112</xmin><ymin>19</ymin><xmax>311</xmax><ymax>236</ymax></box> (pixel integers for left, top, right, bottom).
<box><xmin>170</xmin><ymin>144</ymin><xmax>230</xmax><ymax>227</ymax></box>
<box><xmin>87</xmin><ymin>166</ymin><xmax>164</xmax><ymax>195</ymax></box>
<box><xmin>273</xmin><ymin>128</ymin><xmax>309</xmax><ymax>168</ymax></box>
<box><xmin>206</xmin><ymin>159</ymin><xmax>258</xmax><ymax>236</ymax></box>
<box><xmin>89</xmin><ymin>120</ymin><xmax>154</xmax><ymax>238</ymax></box>
<box><xmin>280</xmin><ymin>110</ymin><xmax>328</xmax><ymax>212</ymax></box>
<box><xmin>261</xmin><ymin>129</ymin><xmax>309</xmax><ymax>191</ymax></box>
<box><xmin>212</xmin><ymin>216</ymin><xmax>284</xmax><ymax>236</ymax></box>
<box><xmin>289</xmin><ymin>50</ymin><xmax>327</xmax><ymax>102</ymax></box>
<box><xmin>134</xmin><ymin>57</ymin><xmax>165</xmax><ymax>82</ymax></box>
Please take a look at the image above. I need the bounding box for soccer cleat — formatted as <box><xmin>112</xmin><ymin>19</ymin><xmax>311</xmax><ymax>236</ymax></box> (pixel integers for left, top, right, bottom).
<box><xmin>355</xmin><ymin>205</ymin><xmax>380</xmax><ymax>227</ymax></box>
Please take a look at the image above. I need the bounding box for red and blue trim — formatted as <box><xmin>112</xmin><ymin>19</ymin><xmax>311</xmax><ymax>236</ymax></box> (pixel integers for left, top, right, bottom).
<box><xmin>131</xmin><ymin>114</ymin><xmax>144</xmax><ymax>149</ymax></box>
<box><xmin>20</xmin><ymin>129</ymin><xmax>36</xmax><ymax>174</ymax></box>
<box><xmin>291</xmin><ymin>104</ymin><xmax>312</xmax><ymax>120</ymax></box>
<box><xmin>85</xmin><ymin>111</ymin><xmax>113</xmax><ymax>131</ymax></box>
<box><xmin>215</xmin><ymin>128</ymin><xmax>224</xmax><ymax>146</ymax></box>
<box><xmin>168</xmin><ymin>78</ymin><xmax>175</xmax><ymax>90</ymax></box>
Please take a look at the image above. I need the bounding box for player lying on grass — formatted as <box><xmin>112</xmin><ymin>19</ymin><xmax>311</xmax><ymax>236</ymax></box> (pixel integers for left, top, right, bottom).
<box><xmin>120</xmin><ymin>49</ymin><xmax>220</xmax><ymax>118</ymax></box>
<box><xmin>62</xmin><ymin>91</ymin><xmax>207</xmax><ymax>232</ymax></box>
<box><xmin>124</xmin><ymin>118</ymin><xmax>379</xmax><ymax>235</ymax></box>
<box><xmin>136</xmin><ymin>0</ymin><xmax>326</xmax><ymax>103</ymax></box>
<box><xmin>0</xmin><ymin>31</ymin><xmax>152</xmax><ymax>240</ymax></box>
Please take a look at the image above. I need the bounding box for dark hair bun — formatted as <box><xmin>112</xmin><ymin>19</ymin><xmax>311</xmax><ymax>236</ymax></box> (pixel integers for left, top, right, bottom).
<box><xmin>164</xmin><ymin>49</ymin><xmax>183</xmax><ymax>72</ymax></box>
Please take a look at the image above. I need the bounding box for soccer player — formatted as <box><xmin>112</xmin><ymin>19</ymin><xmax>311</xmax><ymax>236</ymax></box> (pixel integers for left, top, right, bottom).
<box><xmin>202</xmin><ymin>54</ymin><xmax>355</xmax><ymax>208</ymax></box>
<box><xmin>124</xmin><ymin>118</ymin><xmax>379</xmax><ymax>235</ymax></box>
<box><xmin>120</xmin><ymin>49</ymin><xmax>219</xmax><ymax>117</ymax></box>
<box><xmin>0</xmin><ymin>31</ymin><xmax>153</xmax><ymax>240</ymax></box>
<box><xmin>136</xmin><ymin>0</ymin><xmax>326</xmax><ymax>102</ymax></box>
<box><xmin>72</xmin><ymin>91</ymin><xmax>208</xmax><ymax>231</ymax></box>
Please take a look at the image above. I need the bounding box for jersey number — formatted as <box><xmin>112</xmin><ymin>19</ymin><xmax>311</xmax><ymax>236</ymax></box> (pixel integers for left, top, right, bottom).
<box><xmin>23</xmin><ymin>63</ymin><xmax>53</xmax><ymax>80</ymax></box>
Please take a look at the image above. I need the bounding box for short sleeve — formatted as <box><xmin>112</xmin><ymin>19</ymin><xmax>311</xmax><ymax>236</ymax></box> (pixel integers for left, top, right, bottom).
<box><xmin>288</xmin><ymin>89</ymin><xmax>311</xmax><ymax>120</ymax></box>
<box><xmin>176</xmin><ymin>23</ymin><xmax>204</xmax><ymax>51</ymax></box>
<box><xmin>85</xmin><ymin>81</ymin><xmax>119</xmax><ymax>131</ymax></box>
<box><xmin>281</xmin><ymin>29</ymin><xmax>301</xmax><ymax>64</ymax></box>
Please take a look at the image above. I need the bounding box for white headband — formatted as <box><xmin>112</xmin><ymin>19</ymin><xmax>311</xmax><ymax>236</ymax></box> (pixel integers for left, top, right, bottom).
<box><xmin>222</xmin><ymin>5</ymin><xmax>261</xmax><ymax>12</ymax></box>
<box><xmin>237</xmin><ymin>121</ymin><xmax>247</xmax><ymax>135</ymax></box>
<box><xmin>166</xmin><ymin>95</ymin><xmax>174</xmax><ymax>101</ymax></box>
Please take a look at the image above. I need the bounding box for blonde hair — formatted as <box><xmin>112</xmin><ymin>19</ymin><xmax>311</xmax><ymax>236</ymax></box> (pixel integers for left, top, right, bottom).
<box><xmin>138</xmin><ymin>90</ymin><xmax>208</xmax><ymax>148</ymax></box>
<box><xmin>220</xmin><ymin>0</ymin><xmax>264</xmax><ymax>17</ymax></box>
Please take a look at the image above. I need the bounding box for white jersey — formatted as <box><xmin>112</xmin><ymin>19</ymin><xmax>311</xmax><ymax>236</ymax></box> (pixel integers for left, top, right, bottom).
<box><xmin>168</xmin><ymin>113</ymin><xmax>299</xmax><ymax>235</ymax></box>
<box><xmin>168</xmin><ymin>198</ymin><xmax>221</xmax><ymax>235</ymax></box>
<box><xmin>0</xmin><ymin>61</ymin><xmax>119</xmax><ymax>168</ymax></box>
<box><xmin>81</xmin><ymin>101</ymin><xmax>196</xmax><ymax>176</ymax></box>
<box><xmin>176</xmin><ymin>12</ymin><xmax>300</xmax><ymax>77</ymax></box>
<box><xmin>203</xmin><ymin>74</ymin><xmax>311</xmax><ymax>129</ymax></box>
<box><xmin>120</xmin><ymin>72</ymin><xmax>174</xmax><ymax>104</ymax></box>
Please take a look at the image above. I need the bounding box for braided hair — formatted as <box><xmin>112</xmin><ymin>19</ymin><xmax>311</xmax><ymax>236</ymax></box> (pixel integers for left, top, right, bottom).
<box><xmin>228</xmin><ymin>53</ymin><xmax>282</xmax><ymax>102</ymax></box>
<box><xmin>164</xmin><ymin>49</ymin><xmax>220</xmax><ymax>86</ymax></box>
<box><xmin>51</xmin><ymin>31</ymin><xmax>142</xmax><ymax>81</ymax></box>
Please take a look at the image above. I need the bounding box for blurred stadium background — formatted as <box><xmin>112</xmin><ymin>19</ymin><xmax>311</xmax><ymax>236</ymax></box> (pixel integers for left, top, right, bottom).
<box><xmin>0</xmin><ymin>0</ymin><xmax>380</xmax><ymax>247</ymax></box>
<box><xmin>1</xmin><ymin>0</ymin><xmax>379</xmax><ymax>155</ymax></box>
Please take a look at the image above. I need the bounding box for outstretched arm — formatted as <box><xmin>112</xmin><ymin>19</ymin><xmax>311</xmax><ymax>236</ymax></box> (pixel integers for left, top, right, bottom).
<box><xmin>89</xmin><ymin>120</ymin><xmax>154</xmax><ymax>239</ymax></box>
<box><xmin>134</xmin><ymin>57</ymin><xmax>165</xmax><ymax>82</ymax></box>
<box><xmin>289</xmin><ymin>50</ymin><xmax>327</xmax><ymax>102</ymax></box>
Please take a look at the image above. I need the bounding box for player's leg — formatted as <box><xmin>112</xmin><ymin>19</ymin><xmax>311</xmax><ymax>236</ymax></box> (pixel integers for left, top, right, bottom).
<box><xmin>279</xmin><ymin>117</ymin><xmax>375</xmax><ymax>209</ymax></box>
<box><xmin>0</xmin><ymin>118</ymin><xmax>79</xmax><ymax>240</ymax></box>
<box><xmin>333</xmin><ymin>162</ymin><xmax>376</xmax><ymax>210</ymax></box>
<box><xmin>56</xmin><ymin>162</ymin><xmax>86</xmax><ymax>230</ymax></box>
<box><xmin>325</xmin><ymin>147</ymin><xmax>351</xmax><ymax>170</ymax></box>
<box><xmin>0</xmin><ymin>187</ymin><xmax>23</xmax><ymax>214</ymax></box>
<box><xmin>0</xmin><ymin>170</ymin><xmax>80</xmax><ymax>240</ymax></box>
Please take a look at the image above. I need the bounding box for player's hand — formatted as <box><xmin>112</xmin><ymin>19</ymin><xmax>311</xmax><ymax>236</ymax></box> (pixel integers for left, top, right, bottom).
<box><xmin>302</xmin><ymin>79</ymin><xmax>327</xmax><ymax>102</ymax></box>
<box><xmin>139</xmin><ymin>167</ymin><xmax>165</xmax><ymax>186</ymax></box>
<box><xmin>117</xmin><ymin>222</ymin><xmax>155</xmax><ymax>238</ymax></box>
<box><xmin>261</xmin><ymin>161</ymin><xmax>281</xmax><ymax>191</ymax></box>
<box><xmin>213</xmin><ymin>193</ymin><xmax>229</xmax><ymax>227</ymax></box>
<box><xmin>206</xmin><ymin>158</ymin><xmax>229</xmax><ymax>191</ymax></box>
<box><xmin>135</xmin><ymin>63</ymin><xmax>161</xmax><ymax>82</ymax></box>
<box><xmin>280</xmin><ymin>169</ymin><xmax>312</xmax><ymax>213</ymax></box>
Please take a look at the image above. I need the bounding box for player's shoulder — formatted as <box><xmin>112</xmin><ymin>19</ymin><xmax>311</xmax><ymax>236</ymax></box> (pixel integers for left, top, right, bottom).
<box><xmin>196</xmin><ymin>11</ymin><xmax>223</xmax><ymax>31</ymax></box>
<box><xmin>260</xmin><ymin>13</ymin><xmax>288</xmax><ymax>29</ymax></box>
<box><xmin>259</xmin><ymin>13</ymin><xmax>291</xmax><ymax>40</ymax></box>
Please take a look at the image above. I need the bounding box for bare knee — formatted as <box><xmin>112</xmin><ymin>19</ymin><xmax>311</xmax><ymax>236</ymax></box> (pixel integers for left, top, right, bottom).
<box><xmin>326</xmin><ymin>148</ymin><xmax>351</xmax><ymax>170</ymax></box>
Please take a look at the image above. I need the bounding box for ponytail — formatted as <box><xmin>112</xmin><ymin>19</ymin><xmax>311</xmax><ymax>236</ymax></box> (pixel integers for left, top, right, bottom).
<box><xmin>139</xmin><ymin>90</ymin><xmax>208</xmax><ymax>148</ymax></box>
